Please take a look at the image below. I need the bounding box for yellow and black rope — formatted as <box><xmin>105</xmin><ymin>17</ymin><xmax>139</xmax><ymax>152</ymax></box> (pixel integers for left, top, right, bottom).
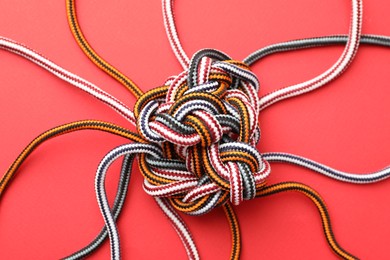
<box><xmin>0</xmin><ymin>120</ymin><xmax>144</xmax><ymax>196</ymax></box>
<box><xmin>66</xmin><ymin>0</ymin><xmax>143</xmax><ymax>98</ymax></box>
<box><xmin>256</xmin><ymin>182</ymin><xmax>358</xmax><ymax>260</ymax></box>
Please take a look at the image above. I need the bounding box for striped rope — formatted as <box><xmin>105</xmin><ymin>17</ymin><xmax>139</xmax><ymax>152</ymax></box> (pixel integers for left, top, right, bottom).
<box><xmin>256</xmin><ymin>182</ymin><xmax>358</xmax><ymax>260</ymax></box>
<box><xmin>5</xmin><ymin>35</ymin><xmax>390</xmax><ymax>259</ymax></box>
<box><xmin>0</xmin><ymin>120</ymin><xmax>144</xmax><ymax>196</ymax></box>
<box><xmin>66</xmin><ymin>0</ymin><xmax>144</xmax><ymax>98</ymax></box>
<box><xmin>0</xmin><ymin>37</ymin><xmax>136</xmax><ymax>125</ymax></box>
<box><xmin>162</xmin><ymin>0</ymin><xmax>363</xmax><ymax>110</ymax></box>
<box><xmin>162</xmin><ymin>0</ymin><xmax>190</xmax><ymax>69</ymax></box>
<box><xmin>161</xmin><ymin>0</ymin><xmax>390</xmax><ymax>187</ymax></box>
<box><xmin>133</xmin><ymin>49</ymin><xmax>268</xmax><ymax>210</ymax></box>
<box><xmin>3</xmin><ymin>0</ymin><xmax>390</xmax><ymax>259</ymax></box>
<box><xmin>94</xmin><ymin>141</ymin><xmax>200</xmax><ymax>260</ymax></box>
<box><xmin>243</xmin><ymin>34</ymin><xmax>390</xmax><ymax>65</ymax></box>
<box><xmin>95</xmin><ymin>143</ymin><xmax>163</xmax><ymax>260</ymax></box>
<box><xmin>64</xmin><ymin>1</ymin><xmax>232</xmax><ymax>258</ymax></box>
<box><xmin>263</xmin><ymin>153</ymin><xmax>390</xmax><ymax>183</ymax></box>
<box><xmin>62</xmin><ymin>154</ymin><xmax>134</xmax><ymax>260</ymax></box>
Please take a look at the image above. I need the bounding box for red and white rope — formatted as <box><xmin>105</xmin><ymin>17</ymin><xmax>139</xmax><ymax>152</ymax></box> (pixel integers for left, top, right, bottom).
<box><xmin>0</xmin><ymin>37</ymin><xmax>136</xmax><ymax>125</ymax></box>
<box><xmin>162</xmin><ymin>0</ymin><xmax>190</xmax><ymax>69</ymax></box>
<box><xmin>161</xmin><ymin>0</ymin><xmax>363</xmax><ymax>110</ymax></box>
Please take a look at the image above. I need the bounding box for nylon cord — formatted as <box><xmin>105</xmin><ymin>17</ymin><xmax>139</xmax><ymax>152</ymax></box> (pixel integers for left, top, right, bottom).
<box><xmin>162</xmin><ymin>0</ymin><xmax>363</xmax><ymax>110</ymax></box>
<box><xmin>0</xmin><ymin>1</ymin><xmax>388</xmax><ymax>259</ymax></box>
<box><xmin>61</xmin><ymin>154</ymin><xmax>134</xmax><ymax>260</ymax></box>
<box><xmin>0</xmin><ymin>37</ymin><xmax>136</xmax><ymax>125</ymax></box>
<box><xmin>67</xmin><ymin>0</ymin><xmax>383</xmax><ymax>259</ymax></box>
<box><xmin>255</xmin><ymin>182</ymin><xmax>358</xmax><ymax>260</ymax></box>
<box><xmin>65</xmin><ymin>0</ymin><xmax>144</xmax><ymax>99</ymax></box>
<box><xmin>0</xmin><ymin>120</ymin><xmax>145</xmax><ymax>196</ymax></box>
<box><xmin>64</xmin><ymin>1</ymin><xmax>241</xmax><ymax>258</ymax></box>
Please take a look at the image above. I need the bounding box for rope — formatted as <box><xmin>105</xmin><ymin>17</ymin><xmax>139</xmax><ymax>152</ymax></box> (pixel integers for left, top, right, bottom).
<box><xmin>263</xmin><ymin>153</ymin><xmax>390</xmax><ymax>183</ymax></box>
<box><xmin>66</xmin><ymin>0</ymin><xmax>144</xmax><ymax>99</ymax></box>
<box><xmin>162</xmin><ymin>0</ymin><xmax>363</xmax><ymax>110</ymax></box>
<box><xmin>0</xmin><ymin>36</ymin><xmax>201</xmax><ymax>259</ymax></box>
<box><xmin>0</xmin><ymin>120</ymin><xmax>144</xmax><ymax>196</ymax></box>
<box><xmin>0</xmin><ymin>37</ymin><xmax>136</xmax><ymax>124</ymax></box>
<box><xmin>64</xmin><ymin>1</ymin><xmax>241</xmax><ymax>258</ymax></box>
<box><xmin>256</xmin><ymin>182</ymin><xmax>358</xmax><ymax>260</ymax></box>
<box><xmin>244</xmin><ymin>34</ymin><xmax>390</xmax><ymax>65</ymax></box>
<box><xmin>2</xmin><ymin>0</ymin><xmax>390</xmax><ymax>259</ymax></box>
<box><xmin>62</xmin><ymin>154</ymin><xmax>134</xmax><ymax>260</ymax></box>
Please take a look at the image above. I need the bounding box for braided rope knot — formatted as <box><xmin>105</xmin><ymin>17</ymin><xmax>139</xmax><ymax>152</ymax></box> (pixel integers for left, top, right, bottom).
<box><xmin>134</xmin><ymin>49</ymin><xmax>270</xmax><ymax>214</ymax></box>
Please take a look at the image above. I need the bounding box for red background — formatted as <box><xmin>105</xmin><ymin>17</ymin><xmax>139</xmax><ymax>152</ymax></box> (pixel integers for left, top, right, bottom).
<box><xmin>1</xmin><ymin>0</ymin><xmax>389</xmax><ymax>259</ymax></box>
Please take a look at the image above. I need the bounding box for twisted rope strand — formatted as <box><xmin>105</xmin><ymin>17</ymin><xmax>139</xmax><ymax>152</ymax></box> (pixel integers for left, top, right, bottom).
<box><xmin>256</xmin><ymin>182</ymin><xmax>358</xmax><ymax>260</ymax></box>
<box><xmin>161</xmin><ymin>1</ymin><xmax>390</xmax><ymax>186</ymax></box>
<box><xmin>0</xmin><ymin>120</ymin><xmax>144</xmax><ymax>196</ymax></box>
<box><xmin>64</xmin><ymin>2</ymin><xmax>243</xmax><ymax>259</ymax></box>
<box><xmin>66</xmin><ymin>0</ymin><xmax>143</xmax><ymax>98</ymax></box>
<box><xmin>94</xmin><ymin>143</ymin><xmax>188</xmax><ymax>260</ymax></box>
<box><xmin>0</xmin><ymin>39</ymin><xmax>202</xmax><ymax>259</ymax></box>
<box><xmin>0</xmin><ymin>37</ymin><xmax>136</xmax><ymax>124</ymax></box>
<box><xmin>162</xmin><ymin>0</ymin><xmax>190</xmax><ymax>69</ymax></box>
<box><xmin>7</xmin><ymin>33</ymin><xmax>386</xmax><ymax>259</ymax></box>
<box><xmin>4</xmin><ymin>0</ymin><xmax>390</xmax><ymax>259</ymax></box>
<box><xmin>263</xmin><ymin>153</ymin><xmax>390</xmax><ymax>183</ymax></box>
<box><xmin>257</xmin><ymin>0</ymin><xmax>362</xmax><ymax>110</ymax></box>
<box><xmin>162</xmin><ymin>0</ymin><xmax>363</xmax><ymax>110</ymax></box>
<box><xmin>244</xmin><ymin>34</ymin><xmax>390</xmax><ymax>65</ymax></box>
<box><xmin>155</xmin><ymin>197</ymin><xmax>200</xmax><ymax>260</ymax></box>
<box><xmin>223</xmin><ymin>203</ymin><xmax>241</xmax><ymax>260</ymax></box>
<box><xmin>62</xmin><ymin>154</ymin><xmax>134</xmax><ymax>260</ymax></box>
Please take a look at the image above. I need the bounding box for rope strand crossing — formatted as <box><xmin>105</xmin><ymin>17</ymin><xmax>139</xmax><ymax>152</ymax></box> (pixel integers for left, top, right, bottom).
<box><xmin>2</xmin><ymin>0</ymin><xmax>390</xmax><ymax>259</ymax></box>
<box><xmin>66</xmin><ymin>1</ymin><xmax>241</xmax><ymax>258</ymax></box>
<box><xmin>66</xmin><ymin>0</ymin><xmax>143</xmax><ymax>99</ymax></box>
<box><xmin>162</xmin><ymin>0</ymin><xmax>363</xmax><ymax>110</ymax></box>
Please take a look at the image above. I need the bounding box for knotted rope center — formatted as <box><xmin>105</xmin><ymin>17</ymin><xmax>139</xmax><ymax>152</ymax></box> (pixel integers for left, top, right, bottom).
<box><xmin>134</xmin><ymin>49</ymin><xmax>270</xmax><ymax>214</ymax></box>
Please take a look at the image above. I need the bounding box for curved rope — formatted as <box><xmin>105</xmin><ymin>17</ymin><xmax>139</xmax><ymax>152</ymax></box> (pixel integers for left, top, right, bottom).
<box><xmin>66</xmin><ymin>0</ymin><xmax>144</xmax><ymax>98</ymax></box>
<box><xmin>256</xmin><ymin>182</ymin><xmax>358</xmax><ymax>260</ymax></box>
<box><xmin>0</xmin><ymin>120</ymin><xmax>144</xmax><ymax>196</ymax></box>
<box><xmin>162</xmin><ymin>0</ymin><xmax>363</xmax><ymax>110</ymax></box>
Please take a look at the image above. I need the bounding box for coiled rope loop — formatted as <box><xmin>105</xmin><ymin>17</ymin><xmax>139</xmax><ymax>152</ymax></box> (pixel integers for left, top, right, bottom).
<box><xmin>133</xmin><ymin>49</ymin><xmax>270</xmax><ymax>212</ymax></box>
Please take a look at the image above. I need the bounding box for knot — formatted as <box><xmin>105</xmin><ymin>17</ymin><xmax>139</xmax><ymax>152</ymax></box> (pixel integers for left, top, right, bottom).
<box><xmin>134</xmin><ymin>49</ymin><xmax>270</xmax><ymax>214</ymax></box>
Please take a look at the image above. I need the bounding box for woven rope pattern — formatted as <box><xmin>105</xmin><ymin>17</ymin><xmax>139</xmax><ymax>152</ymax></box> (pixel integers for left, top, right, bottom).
<box><xmin>134</xmin><ymin>49</ymin><xmax>270</xmax><ymax>213</ymax></box>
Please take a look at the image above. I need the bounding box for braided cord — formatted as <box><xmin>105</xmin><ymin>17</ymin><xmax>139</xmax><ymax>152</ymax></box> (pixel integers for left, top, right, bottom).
<box><xmin>64</xmin><ymin>2</ymin><xmax>243</xmax><ymax>259</ymax></box>
<box><xmin>94</xmin><ymin>143</ymin><xmax>193</xmax><ymax>260</ymax></box>
<box><xmin>263</xmin><ymin>153</ymin><xmax>390</xmax><ymax>183</ymax></box>
<box><xmin>3</xmin><ymin>0</ymin><xmax>390</xmax><ymax>259</ymax></box>
<box><xmin>66</xmin><ymin>0</ymin><xmax>143</xmax><ymax>98</ymax></box>
<box><xmin>161</xmin><ymin>1</ymin><xmax>390</xmax><ymax>185</ymax></box>
<box><xmin>64</xmin><ymin>1</ymin><xmax>236</xmax><ymax>259</ymax></box>
<box><xmin>257</xmin><ymin>0</ymin><xmax>363</xmax><ymax>110</ymax></box>
<box><xmin>0</xmin><ymin>120</ymin><xmax>145</xmax><ymax>259</ymax></box>
<box><xmin>0</xmin><ymin>120</ymin><xmax>144</xmax><ymax>196</ymax></box>
<box><xmin>155</xmin><ymin>197</ymin><xmax>200</xmax><ymax>260</ymax></box>
<box><xmin>0</xmin><ymin>37</ymin><xmax>136</xmax><ymax>124</ymax></box>
<box><xmin>62</xmin><ymin>154</ymin><xmax>134</xmax><ymax>260</ymax></box>
<box><xmin>162</xmin><ymin>0</ymin><xmax>363</xmax><ymax>110</ymax></box>
<box><xmin>256</xmin><ymin>182</ymin><xmax>358</xmax><ymax>260</ymax></box>
<box><xmin>244</xmin><ymin>34</ymin><xmax>390</xmax><ymax>65</ymax></box>
<box><xmin>162</xmin><ymin>0</ymin><xmax>190</xmax><ymax>69</ymax></box>
<box><xmin>223</xmin><ymin>203</ymin><xmax>241</xmax><ymax>260</ymax></box>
